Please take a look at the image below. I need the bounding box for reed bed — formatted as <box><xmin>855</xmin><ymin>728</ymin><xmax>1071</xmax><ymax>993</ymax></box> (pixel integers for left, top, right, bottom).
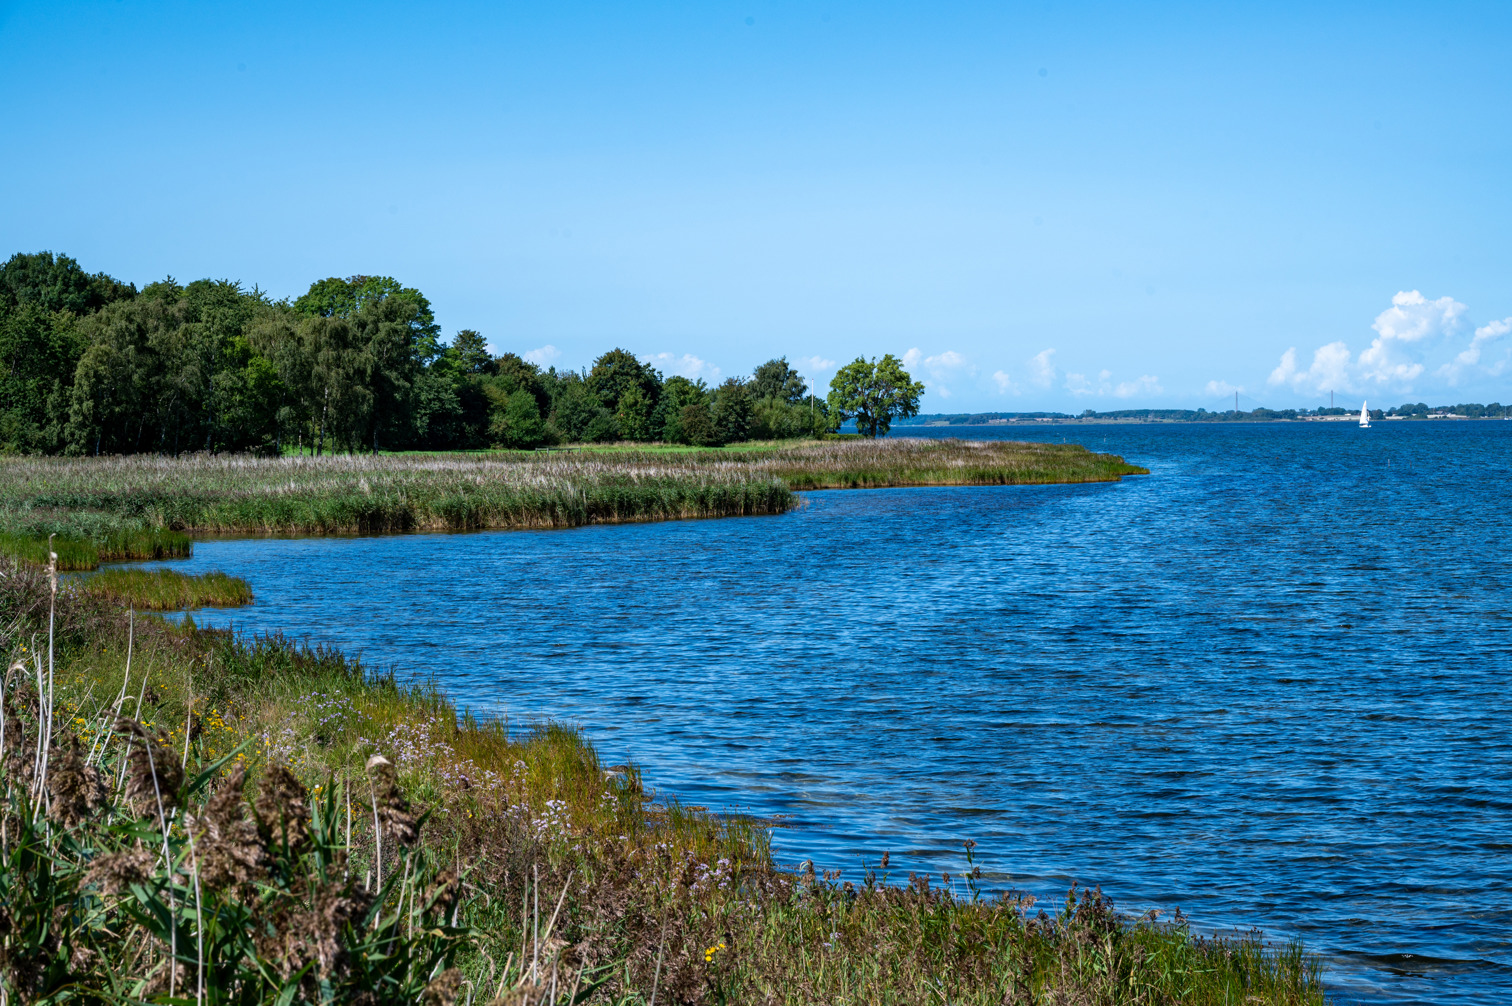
<box><xmin>0</xmin><ymin>439</ymin><xmax>1143</xmax><ymax>540</ymax></box>
<box><xmin>83</xmin><ymin>568</ymin><xmax>253</xmax><ymax>610</ymax></box>
<box><xmin>1</xmin><ymin>562</ymin><xmax>1327</xmax><ymax>1005</ymax></box>
<box><xmin>0</xmin><ymin>529</ymin><xmax>191</xmax><ymax>572</ymax></box>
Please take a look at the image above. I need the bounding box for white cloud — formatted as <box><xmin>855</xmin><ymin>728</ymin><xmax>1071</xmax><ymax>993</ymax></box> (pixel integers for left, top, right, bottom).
<box><xmin>1357</xmin><ymin>291</ymin><xmax>1465</xmax><ymax>385</ymax></box>
<box><xmin>524</xmin><ymin>344</ymin><xmax>560</xmax><ymax>367</ymax></box>
<box><xmin>1205</xmin><ymin>380</ymin><xmax>1243</xmax><ymax>397</ymax></box>
<box><xmin>1063</xmin><ymin>371</ymin><xmax>1094</xmax><ymax>396</ymax></box>
<box><xmin>642</xmin><ymin>352</ymin><xmax>722</xmax><ymax>383</ymax></box>
<box><xmin>1266</xmin><ymin>289</ymin><xmax>1512</xmax><ymax>397</ymax></box>
<box><xmin>799</xmin><ymin>355</ymin><xmax>836</xmax><ymax>375</ymax></box>
<box><xmin>1439</xmin><ymin>317</ymin><xmax>1512</xmax><ymax>383</ymax></box>
<box><xmin>925</xmin><ymin>350</ymin><xmax>968</xmax><ymax>369</ymax></box>
<box><xmin>901</xmin><ymin>348</ymin><xmax>974</xmax><ymax>401</ymax></box>
<box><xmin>1268</xmin><ymin>341</ymin><xmax>1354</xmax><ymax>393</ymax></box>
<box><xmin>1029</xmin><ymin>349</ymin><xmax>1057</xmax><ymax>387</ymax></box>
<box><xmin>1115</xmin><ymin>375</ymin><xmax>1163</xmax><ymax>398</ymax></box>
<box><xmin>1063</xmin><ymin>368</ymin><xmax>1162</xmax><ymax>399</ymax></box>
<box><xmin>991</xmin><ymin>370</ymin><xmax>1019</xmax><ymax>394</ymax></box>
<box><xmin>1370</xmin><ymin>290</ymin><xmax>1467</xmax><ymax>344</ymax></box>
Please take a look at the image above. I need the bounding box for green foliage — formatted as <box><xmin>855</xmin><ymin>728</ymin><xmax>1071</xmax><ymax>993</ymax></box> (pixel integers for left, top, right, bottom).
<box><xmin>549</xmin><ymin>374</ymin><xmax>617</xmax><ymax>443</ymax></box>
<box><xmin>585</xmin><ymin>348</ymin><xmax>661</xmax><ymax>417</ymax></box>
<box><xmin>0</xmin><ymin>567</ymin><xmax>1327</xmax><ymax>1006</ymax></box>
<box><xmin>678</xmin><ymin>401</ymin><xmax>717</xmax><ymax>447</ymax></box>
<box><xmin>491</xmin><ymin>387</ymin><xmax>548</xmax><ymax>449</ymax></box>
<box><xmin>294</xmin><ymin>274</ymin><xmax>442</xmax><ymax>364</ymax></box>
<box><xmin>710</xmin><ymin>378</ymin><xmax>754</xmax><ymax>444</ymax></box>
<box><xmin>826</xmin><ymin>354</ymin><xmax>925</xmax><ymax>438</ymax></box>
<box><xmin>0</xmin><ymin>250</ymin><xmax>136</xmax><ymax>315</ymax></box>
<box><xmin>750</xmin><ymin>357</ymin><xmax>809</xmax><ymax>405</ymax></box>
<box><xmin>656</xmin><ymin>376</ymin><xmax>711</xmax><ymax>444</ymax></box>
<box><xmin>0</xmin><ymin>250</ymin><xmax>938</xmax><ymax>456</ymax></box>
<box><xmin>0</xmin><ymin>533</ymin><xmax>99</xmax><ymax>570</ymax></box>
<box><xmin>0</xmin><ymin>700</ymin><xmax>468</xmax><ymax>1004</ymax></box>
<box><xmin>83</xmin><ymin>567</ymin><xmax>252</xmax><ymax>609</ymax></box>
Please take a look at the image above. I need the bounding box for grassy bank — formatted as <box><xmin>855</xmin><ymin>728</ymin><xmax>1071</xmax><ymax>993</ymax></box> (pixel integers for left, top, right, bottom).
<box><xmin>1</xmin><ymin>563</ymin><xmax>1326</xmax><ymax>1005</ymax></box>
<box><xmin>0</xmin><ymin>438</ymin><xmax>1144</xmax><ymax>541</ymax></box>
<box><xmin>0</xmin><ymin>529</ymin><xmax>191</xmax><ymax>571</ymax></box>
<box><xmin>81</xmin><ymin>567</ymin><xmax>253</xmax><ymax>610</ymax></box>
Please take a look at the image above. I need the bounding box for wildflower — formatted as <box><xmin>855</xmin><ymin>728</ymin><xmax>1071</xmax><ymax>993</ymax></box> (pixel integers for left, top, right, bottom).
<box><xmin>704</xmin><ymin>941</ymin><xmax>727</xmax><ymax>963</ymax></box>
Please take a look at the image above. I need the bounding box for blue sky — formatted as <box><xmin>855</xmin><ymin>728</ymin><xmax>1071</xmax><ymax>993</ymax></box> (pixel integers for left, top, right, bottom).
<box><xmin>3</xmin><ymin>0</ymin><xmax>1509</xmax><ymax>411</ymax></box>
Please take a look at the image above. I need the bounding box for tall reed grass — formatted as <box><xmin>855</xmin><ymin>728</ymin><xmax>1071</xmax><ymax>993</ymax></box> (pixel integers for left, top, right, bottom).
<box><xmin>0</xmin><ymin>438</ymin><xmax>1142</xmax><ymax>540</ymax></box>
<box><xmin>0</xmin><ymin>561</ymin><xmax>1327</xmax><ymax>1005</ymax></box>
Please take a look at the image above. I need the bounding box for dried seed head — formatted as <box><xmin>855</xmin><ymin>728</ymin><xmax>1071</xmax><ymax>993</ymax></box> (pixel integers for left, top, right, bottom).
<box><xmin>880</xmin><ymin>851</ymin><xmax>890</xmax><ymax>869</ymax></box>
<box><xmin>85</xmin><ymin>847</ymin><xmax>158</xmax><ymax>897</ymax></box>
<box><xmin>424</xmin><ymin>867</ymin><xmax>460</xmax><ymax>920</ymax></box>
<box><xmin>47</xmin><ymin>737</ymin><xmax>109</xmax><ymax>828</ymax></box>
<box><xmin>188</xmin><ymin>764</ymin><xmax>267</xmax><ymax>891</ymax></box>
<box><xmin>116</xmin><ymin>718</ymin><xmax>183</xmax><ymax>816</ymax></box>
<box><xmin>366</xmin><ymin>753</ymin><xmax>419</xmax><ymax>848</ymax></box>
<box><xmin>421</xmin><ymin>968</ymin><xmax>463</xmax><ymax>1006</ymax></box>
<box><xmin>254</xmin><ymin>764</ymin><xmax>311</xmax><ymax>853</ymax></box>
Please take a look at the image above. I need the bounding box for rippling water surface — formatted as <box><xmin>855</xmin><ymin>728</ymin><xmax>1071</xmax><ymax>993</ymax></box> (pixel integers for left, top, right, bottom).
<box><xmin>156</xmin><ymin>422</ymin><xmax>1511</xmax><ymax>1004</ymax></box>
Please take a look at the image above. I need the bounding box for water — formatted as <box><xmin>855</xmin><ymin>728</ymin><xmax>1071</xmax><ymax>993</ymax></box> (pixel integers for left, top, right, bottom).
<box><xmin>149</xmin><ymin>422</ymin><xmax>1511</xmax><ymax>1004</ymax></box>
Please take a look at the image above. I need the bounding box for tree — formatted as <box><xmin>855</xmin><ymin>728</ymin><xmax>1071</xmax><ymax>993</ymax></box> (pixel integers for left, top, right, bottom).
<box><xmin>655</xmin><ymin>376</ymin><xmax>710</xmax><ymax>444</ymax></box>
<box><xmin>826</xmin><ymin>354</ymin><xmax>924</xmax><ymax>437</ymax></box>
<box><xmin>295</xmin><ymin>275</ymin><xmax>442</xmax><ymax>365</ymax></box>
<box><xmin>0</xmin><ymin>251</ymin><xmax>135</xmax><ymax>315</ymax></box>
<box><xmin>711</xmin><ymin>377</ymin><xmax>754</xmax><ymax>444</ymax></box>
<box><xmin>751</xmin><ymin>357</ymin><xmax>809</xmax><ymax>405</ymax></box>
<box><xmin>678</xmin><ymin>402</ymin><xmax>716</xmax><ymax>446</ymax></box>
<box><xmin>586</xmin><ymin>348</ymin><xmax>662</xmax><ymax>419</ymax></box>
<box><xmin>491</xmin><ymin>388</ymin><xmax>546</xmax><ymax>449</ymax></box>
<box><xmin>449</xmin><ymin>329</ymin><xmax>494</xmax><ymax>375</ymax></box>
<box><xmin>548</xmin><ymin>373</ymin><xmax>616</xmax><ymax>443</ymax></box>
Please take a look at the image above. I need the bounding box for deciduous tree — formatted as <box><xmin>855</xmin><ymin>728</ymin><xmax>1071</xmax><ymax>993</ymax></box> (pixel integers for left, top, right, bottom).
<box><xmin>826</xmin><ymin>355</ymin><xmax>924</xmax><ymax>438</ymax></box>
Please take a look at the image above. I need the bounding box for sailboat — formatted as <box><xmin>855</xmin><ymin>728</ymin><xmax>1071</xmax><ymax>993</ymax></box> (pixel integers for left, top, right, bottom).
<box><xmin>1359</xmin><ymin>400</ymin><xmax>1371</xmax><ymax>428</ymax></box>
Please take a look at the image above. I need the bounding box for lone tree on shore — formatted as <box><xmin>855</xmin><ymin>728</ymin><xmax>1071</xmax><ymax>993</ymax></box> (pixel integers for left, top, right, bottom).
<box><xmin>826</xmin><ymin>354</ymin><xmax>924</xmax><ymax>437</ymax></box>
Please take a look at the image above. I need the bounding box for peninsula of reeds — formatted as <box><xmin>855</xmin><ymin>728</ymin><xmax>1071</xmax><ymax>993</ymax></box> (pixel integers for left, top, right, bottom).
<box><xmin>0</xmin><ymin>561</ymin><xmax>1329</xmax><ymax>1006</ymax></box>
<box><xmin>0</xmin><ymin>438</ymin><xmax>1145</xmax><ymax>543</ymax></box>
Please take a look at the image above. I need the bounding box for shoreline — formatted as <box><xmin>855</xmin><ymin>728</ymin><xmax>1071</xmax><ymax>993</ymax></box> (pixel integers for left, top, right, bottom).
<box><xmin>0</xmin><ymin>559</ymin><xmax>1332</xmax><ymax>1004</ymax></box>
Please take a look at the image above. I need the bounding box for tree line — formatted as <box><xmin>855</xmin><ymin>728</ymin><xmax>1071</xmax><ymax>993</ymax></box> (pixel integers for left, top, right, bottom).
<box><xmin>0</xmin><ymin>252</ymin><xmax>924</xmax><ymax>455</ymax></box>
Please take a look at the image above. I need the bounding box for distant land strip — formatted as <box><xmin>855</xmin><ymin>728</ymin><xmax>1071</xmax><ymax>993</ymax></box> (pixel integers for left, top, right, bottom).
<box><xmin>897</xmin><ymin>401</ymin><xmax>1509</xmax><ymax>425</ymax></box>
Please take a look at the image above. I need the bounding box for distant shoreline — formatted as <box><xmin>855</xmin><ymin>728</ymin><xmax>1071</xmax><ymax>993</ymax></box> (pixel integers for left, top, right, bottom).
<box><xmin>896</xmin><ymin>415</ymin><xmax>1509</xmax><ymax>427</ymax></box>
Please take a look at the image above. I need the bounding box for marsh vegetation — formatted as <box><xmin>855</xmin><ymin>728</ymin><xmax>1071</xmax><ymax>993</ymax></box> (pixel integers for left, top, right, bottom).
<box><xmin>1</xmin><ymin>563</ymin><xmax>1328</xmax><ymax>1004</ymax></box>
<box><xmin>0</xmin><ymin>438</ymin><xmax>1144</xmax><ymax>540</ymax></box>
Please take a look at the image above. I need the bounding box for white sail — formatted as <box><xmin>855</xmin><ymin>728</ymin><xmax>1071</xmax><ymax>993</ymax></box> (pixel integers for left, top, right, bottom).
<box><xmin>1359</xmin><ymin>400</ymin><xmax>1371</xmax><ymax>428</ymax></box>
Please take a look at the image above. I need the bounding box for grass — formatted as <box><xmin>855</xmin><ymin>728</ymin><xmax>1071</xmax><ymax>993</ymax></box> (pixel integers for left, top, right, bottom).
<box><xmin>0</xmin><ymin>560</ymin><xmax>1328</xmax><ymax>1005</ymax></box>
<box><xmin>0</xmin><ymin>439</ymin><xmax>1145</xmax><ymax>541</ymax></box>
<box><xmin>0</xmin><ymin>529</ymin><xmax>192</xmax><ymax>572</ymax></box>
<box><xmin>82</xmin><ymin>567</ymin><xmax>253</xmax><ymax>610</ymax></box>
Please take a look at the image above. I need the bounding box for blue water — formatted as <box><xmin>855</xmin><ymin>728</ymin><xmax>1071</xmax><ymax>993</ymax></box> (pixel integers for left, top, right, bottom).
<box><xmin>147</xmin><ymin>422</ymin><xmax>1511</xmax><ymax>1004</ymax></box>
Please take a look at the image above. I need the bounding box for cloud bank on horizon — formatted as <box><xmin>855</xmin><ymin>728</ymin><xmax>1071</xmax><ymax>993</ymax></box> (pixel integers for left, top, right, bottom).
<box><xmin>735</xmin><ymin>289</ymin><xmax>1508</xmax><ymax>412</ymax></box>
